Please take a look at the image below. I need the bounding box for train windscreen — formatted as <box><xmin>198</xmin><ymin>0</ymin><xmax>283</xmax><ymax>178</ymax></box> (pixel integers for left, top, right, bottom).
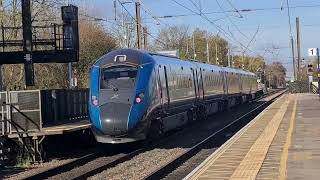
<box><xmin>100</xmin><ymin>66</ymin><xmax>138</xmax><ymax>90</ymax></box>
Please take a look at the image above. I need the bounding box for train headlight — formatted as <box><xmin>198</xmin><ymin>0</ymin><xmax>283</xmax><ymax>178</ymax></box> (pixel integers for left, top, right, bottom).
<box><xmin>92</xmin><ymin>96</ymin><xmax>98</xmax><ymax>106</ymax></box>
<box><xmin>135</xmin><ymin>93</ymin><xmax>144</xmax><ymax>104</ymax></box>
<box><xmin>135</xmin><ymin>97</ymin><xmax>142</xmax><ymax>104</ymax></box>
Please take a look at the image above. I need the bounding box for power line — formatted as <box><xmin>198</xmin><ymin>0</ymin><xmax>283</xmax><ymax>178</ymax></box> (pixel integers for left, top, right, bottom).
<box><xmin>188</xmin><ymin>0</ymin><xmax>201</xmax><ymax>12</ymax></box>
<box><xmin>208</xmin><ymin>4</ymin><xmax>320</xmax><ymax>13</ymax></box>
<box><xmin>116</xmin><ymin>0</ymin><xmax>168</xmax><ymax>47</ymax></box>
<box><xmin>284</xmin><ymin>0</ymin><xmax>293</xmax><ymax>37</ymax></box>
<box><xmin>215</xmin><ymin>0</ymin><xmax>249</xmax><ymax>40</ymax></box>
<box><xmin>171</xmin><ymin>0</ymin><xmax>255</xmax><ymax>54</ymax></box>
<box><xmin>244</xmin><ymin>26</ymin><xmax>260</xmax><ymax>54</ymax></box>
<box><xmin>172</xmin><ymin>0</ymin><xmax>199</xmax><ymax>15</ymax></box>
<box><xmin>225</xmin><ymin>0</ymin><xmax>243</xmax><ymax>18</ymax></box>
<box><xmin>139</xmin><ymin>0</ymin><xmax>171</xmax><ymax>28</ymax></box>
<box><xmin>80</xmin><ymin>12</ymin><xmax>165</xmax><ymax>47</ymax></box>
<box><xmin>147</xmin><ymin>4</ymin><xmax>320</xmax><ymax>19</ymax></box>
<box><xmin>79</xmin><ymin>13</ymin><xmax>136</xmax><ymax>33</ymax></box>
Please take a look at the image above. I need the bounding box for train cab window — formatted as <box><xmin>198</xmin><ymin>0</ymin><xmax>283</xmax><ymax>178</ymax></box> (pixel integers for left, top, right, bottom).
<box><xmin>100</xmin><ymin>66</ymin><xmax>138</xmax><ymax>90</ymax></box>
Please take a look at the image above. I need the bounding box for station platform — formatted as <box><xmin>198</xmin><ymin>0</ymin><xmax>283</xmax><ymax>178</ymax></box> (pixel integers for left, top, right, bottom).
<box><xmin>185</xmin><ymin>93</ymin><xmax>320</xmax><ymax>180</ymax></box>
<box><xmin>3</xmin><ymin>119</ymin><xmax>91</xmax><ymax>138</ymax></box>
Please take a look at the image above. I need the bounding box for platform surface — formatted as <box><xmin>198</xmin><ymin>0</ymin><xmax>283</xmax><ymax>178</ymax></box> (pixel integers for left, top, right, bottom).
<box><xmin>286</xmin><ymin>94</ymin><xmax>320</xmax><ymax>180</ymax></box>
<box><xmin>185</xmin><ymin>93</ymin><xmax>320</xmax><ymax>180</ymax></box>
<box><xmin>5</xmin><ymin>119</ymin><xmax>91</xmax><ymax>138</ymax></box>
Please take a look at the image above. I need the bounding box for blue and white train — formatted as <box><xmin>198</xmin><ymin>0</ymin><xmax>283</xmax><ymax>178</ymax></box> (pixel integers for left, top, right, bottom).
<box><xmin>89</xmin><ymin>49</ymin><xmax>263</xmax><ymax>143</ymax></box>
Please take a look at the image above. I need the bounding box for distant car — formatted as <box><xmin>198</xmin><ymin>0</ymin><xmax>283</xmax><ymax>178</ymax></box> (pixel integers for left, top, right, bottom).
<box><xmin>89</xmin><ymin>49</ymin><xmax>263</xmax><ymax>143</ymax></box>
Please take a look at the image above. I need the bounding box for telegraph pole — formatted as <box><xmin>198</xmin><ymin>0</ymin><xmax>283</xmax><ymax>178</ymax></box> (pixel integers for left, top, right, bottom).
<box><xmin>186</xmin><ymin>38</ymin><xmax>189</xmax><ymax>58</ymax></box>
<box><xmin>135</xmin><ymin>0</ymin><xmax>142</xmax><ymax>49</ymax></box>
<box><xmin>206</xmin><ymin>33</ymin><xmax>210</xmax><ymax>63</ymax></box>
<box><xmin>192</xmin><ymin>32</ymin><xmax>196</xmax><ymax>60</ymax></box>
<box><xmin>231</xmin><ymin>54</ymin><xmax>234</xmax><ymax>67</ymax></box>
<box><xmin>113</xmin><ymin>0</ymin><xmax>117</xmax><ymax>21</ymax></box>
<box><xmin>143</xmin><ymin>27</ymin><xmax>148</xmax><ymax>50</ymax></box>
<box><xmin>296</xmin><ymin>17</ymin><xmax>301</xmax><ymax>79</ymax></box>
<box><xmin>228</xmin><ymin>44</ymin><xmax>231</xmax><ymax>67</ymax></box>
<box><xmin>291</xmin><ymin>37</ymin><xmax>296</xmax><ymax>80</ymax></box>
<box><xmin>317</xmin><ymin>48</ymin><xmax>320</xmax><ymax>97</ymax></box>
<box><xmin>215</xmin><ymin>42</ymin><xmax>218</xmax><ymax>64</ymax></box>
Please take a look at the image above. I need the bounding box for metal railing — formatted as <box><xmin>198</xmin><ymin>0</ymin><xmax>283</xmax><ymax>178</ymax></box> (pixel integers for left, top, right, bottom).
<box><xmin>0</xmin><ymin>89</ymin><xmax>89</xmax><ymax>135</ymax></box>
<box><xmin>0</xmin><ymin>23</ymin><xmax>65</xmax><ymax>52</ymax></box>
<box><xmin>0</xmin><ymin>103</ymin><xmax>41</xmax><ymax>136</ymax></box>
<box><xmin>311</xmin><ymin>83</ymin><xmax>319</xmax><ymax>94</ymax></box>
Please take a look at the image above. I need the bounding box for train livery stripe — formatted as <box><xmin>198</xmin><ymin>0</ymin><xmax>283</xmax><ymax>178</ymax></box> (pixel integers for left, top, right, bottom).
<box><xmin>127</xmin><ymin>60</ymin><xmax>153</xmax><ymax>129</ymax></box>
<box><xmin>89</xmin><ymin>66</ymin><xmax>102</xmax><ymax>129</ymax></box>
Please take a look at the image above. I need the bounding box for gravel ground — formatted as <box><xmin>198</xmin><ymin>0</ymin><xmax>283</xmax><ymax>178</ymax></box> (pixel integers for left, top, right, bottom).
<box><xmin>1</xmin><ymin>140</ymin><xmax>138</xmax><ymax>180</ymax></box>
<box><xmin>47</xmin><ymin>153</ymin><xmax>126</xmax><ymax>180</ymax></box>
<box><xmin>89</xmin><ymin>148</ymin><xmax>185</xmax><ymax>180</ymax></box>
<box><xmin>2</xmin><ymin>158</ymin><xmax>75</xmax><ymax>180</ymax></box>
<box><xmin>164</xmin><ymin>148</ymin><xmax>217</xmax><ymax>180</ymax></box>
<box><xmin>89</xmin><ymin>101</ymin><xmax>264</xmax><ymax>180</ymax></box>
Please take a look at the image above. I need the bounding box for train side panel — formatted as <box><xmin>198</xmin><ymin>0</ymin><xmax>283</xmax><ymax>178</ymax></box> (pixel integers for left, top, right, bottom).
<box><xmin>89</xmin><ymin>49</ymin><xmax>262</xmax><ymax>144</ymax></box>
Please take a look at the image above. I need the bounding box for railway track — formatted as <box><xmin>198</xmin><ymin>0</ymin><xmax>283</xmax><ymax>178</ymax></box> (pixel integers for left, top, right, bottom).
<box><xmin>22</xmin><ymin>90</ymin><xmax>283</xmax><ymax>180</ymax></box>
<box><xmin>23</xmin><ymin>129</ymin><xmax>179</xmax><ymax>179</ymax></box>
<box><xmin>24</xmin><ymin>150</ymin><xmax>138</xmax><ymax>180</ymax></box>
<box><xmin>24</xmin><ymin>140</ymin><xmax>164</xmax><ymax>180</ymax></box>
<box><xmin>144</xmin><ymin>89</ymin><xmax>286</xmax><ymax>180</ymax></box>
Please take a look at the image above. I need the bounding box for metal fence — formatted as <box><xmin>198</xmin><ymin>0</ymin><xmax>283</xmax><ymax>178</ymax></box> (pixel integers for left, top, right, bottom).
<box><xmin>10</xmin><ymin>90</ymin><xmax>42</xmax><ymax>133</ymax></box>
<box><xmin>0</xmin><ymin>88</ymin><xmax>89</xmax><ymax>135</ymax></box>
<box><xmin>288</xmin><ymin>81</ymin><xmax>309</xmax><ymax>93</ymax></box>
<box><xmin>0</xmin><ymin>92</ymin><xmax>8</xmax><ymax>135</ymax></box>
<box><xmin>41</xmin><ymin>89</ymin><xmax>89</xmax><ymax>126</ymax></box>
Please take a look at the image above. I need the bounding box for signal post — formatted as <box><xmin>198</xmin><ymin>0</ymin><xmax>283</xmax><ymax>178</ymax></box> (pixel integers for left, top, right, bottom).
<box><xmin>308</xmin><ymin>48</ymin><xmax>320</xmax><ymax>97</ymax></box>
<box><xmin>318</xmin><ymin>48</ymin><xmax>320</xmax><ymax>97</ymax></box>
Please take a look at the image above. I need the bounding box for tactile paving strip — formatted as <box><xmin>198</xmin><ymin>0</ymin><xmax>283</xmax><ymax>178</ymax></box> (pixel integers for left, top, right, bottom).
<box><xmin>256</xmin><ymin>98</ymin><xmax>295</xmax><ymax>180</ymax></box>
<box><xmin>230</xmin><ymin>96</ymin><xmax>291</xmax><ymax>179</ymax></box>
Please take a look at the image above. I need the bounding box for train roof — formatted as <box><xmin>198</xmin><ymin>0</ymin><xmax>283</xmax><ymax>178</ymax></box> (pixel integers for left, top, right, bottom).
<box><xmin>194</xmin><ymin>62</ymin><xmax>224</xmax><ymax>72</ymax></box>
<box><xmin>222</xmin><ymin>67</ymin><xmax>255</xmax><ymax>76</ymax></box>
<box><xmin>94</xmin><ymin>48</ymin><xmax>145</xmax><ymax>67</ymax></box>
<box><xmin>94</xmin><ymin>49</ymin><xmax>257</xmax><ymax>76</ymax></box>
<box><xmin>150</xmin><ymin>53</ymin><xmax>195</xmax><ymax>67</ymax></box>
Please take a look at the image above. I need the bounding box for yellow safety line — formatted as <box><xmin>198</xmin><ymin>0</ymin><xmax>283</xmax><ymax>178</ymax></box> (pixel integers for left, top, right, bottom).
<box><xmin>279</xmin><ymin>95</ymin><xmax>297</xmax><ymax>180</ymax></box>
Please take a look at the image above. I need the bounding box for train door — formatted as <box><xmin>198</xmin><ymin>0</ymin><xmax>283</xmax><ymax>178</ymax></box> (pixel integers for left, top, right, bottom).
<box><xmin>158</xmin><ymin>65</ymin><xmax>170</xmax><ymax>111</ymax></box>
<box><xmin>191</xmin><ymin>68</ymin><xmax>198</xmax><ymax>102</ymax></box>
<box><xmin>224</xmin><ymin>72</ymin><xmax>228</xmax><ymax>95</ymax></box>
<box><xmin>239</xmin><ymin>74</ymin><xmax>243</xmax><ymax>93</ymax></box>
<box><xmin>199</xmin><ymin>68</ymin><xmax>205</xmax><ymax>100</ymax></box>
<box><xmin>196</xmin><ymin>69</ymin><xmax>201</xmax><ymax>99</ymax></box>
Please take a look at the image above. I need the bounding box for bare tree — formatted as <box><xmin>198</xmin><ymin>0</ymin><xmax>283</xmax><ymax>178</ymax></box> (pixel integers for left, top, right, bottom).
<box><xmin>265</xmin><ymin>62</ymin><xmax>286</xmax><ymax>88</ymax></box>
<box><xmin>73</xmin><ymin>20</ymin><xmax>117</xmax><ymax>88</ymax></box>
<box><xmin>153</xmin><ymin>25</ymin><xmax>189</xmax><ymax>56</ymax></box>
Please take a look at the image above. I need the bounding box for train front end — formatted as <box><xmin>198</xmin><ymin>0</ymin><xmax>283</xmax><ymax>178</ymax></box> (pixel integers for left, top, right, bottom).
<box><xmin>89</xmin><ymin>49</ymin><xmax>153</xmax><ymax>143</ymax></box>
